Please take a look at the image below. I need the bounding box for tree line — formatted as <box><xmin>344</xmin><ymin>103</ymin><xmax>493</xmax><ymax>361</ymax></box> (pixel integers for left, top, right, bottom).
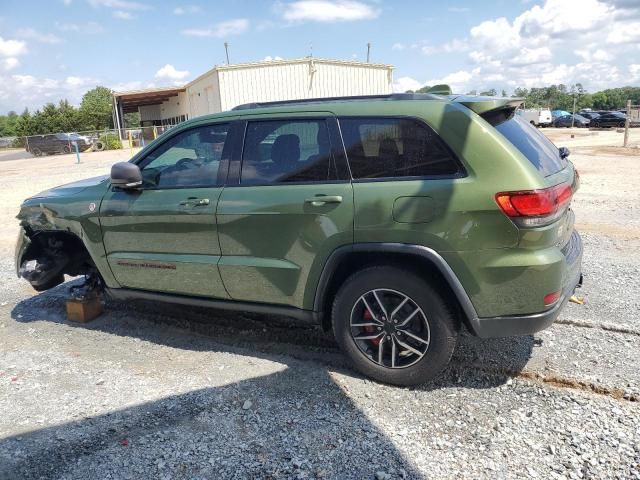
<box><xmin>411</xmin><ymin>84</ymin><xmax>640</xmax><ymax>111</ymax></box>
<box><xmin>0</xmin><ymin>86</ymin><xmax>139</xmax><ymax>138</ymax></box>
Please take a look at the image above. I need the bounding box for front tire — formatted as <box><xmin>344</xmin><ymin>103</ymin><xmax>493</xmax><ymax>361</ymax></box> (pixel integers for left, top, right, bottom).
<box><xmin>332</xmin><ymin>266</ymin><xmax>459</xmax><ymax>386</ymax></box>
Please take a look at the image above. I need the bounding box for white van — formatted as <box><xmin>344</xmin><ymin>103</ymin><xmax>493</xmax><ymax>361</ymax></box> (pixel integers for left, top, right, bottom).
<box><xmin>517</xmin><ymin>108</ymin><xmax>552</xmax><ymax>127</ymax></box>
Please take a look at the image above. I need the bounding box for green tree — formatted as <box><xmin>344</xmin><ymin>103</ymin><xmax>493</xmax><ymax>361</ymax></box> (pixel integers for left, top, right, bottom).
<box><xmin>414</xmin><ymin>85</ymin><xmax>432</xmax><ymax>93</ymax></box>
<box><xmin>479</xmin><ymin>88</ymin><xmax>497</xmax><ymax>96</ymax></box>
<box><xmin>124</xmin><ymin>112</ymin><xmax>140</xmax><ymax>128</ymax></box>
<box><xmin>79</xmin><ymin>86</ymin><xmax>113</xmax><ymax>130</ymax></box>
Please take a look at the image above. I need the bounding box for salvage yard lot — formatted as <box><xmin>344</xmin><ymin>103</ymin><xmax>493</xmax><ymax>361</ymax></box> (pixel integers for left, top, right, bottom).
<box><xmin>0</xmin><ymin>130</ymin><xmax>639</xmax><ymax>479</ymax></box>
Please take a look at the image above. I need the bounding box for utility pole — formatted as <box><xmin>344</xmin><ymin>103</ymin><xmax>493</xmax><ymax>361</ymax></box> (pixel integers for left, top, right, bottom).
<box><xmin>366</xmin><ymin>42</ymin><xmax>371</xmax><ymax>63</ymax></box>
<box><xmin>624</xmin><ymin>99</ymin><xmax>631</xmax><ymax>147</ymax></box>
<box><xmin>571</xmin><ymin>95</ymin><xmax>577</xmax><ymax>128</ymax></box>
<box><xmin>224</xmin><ymin>42</ymin><xmax>230</xmax><ymax>65</ymax></box>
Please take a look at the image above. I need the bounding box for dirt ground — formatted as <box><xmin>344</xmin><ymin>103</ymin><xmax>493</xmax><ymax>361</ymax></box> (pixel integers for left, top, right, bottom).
<box><xmin>0</xmin><ymin>131</ymin><xmax>639</xmax><ymax>479</ymax></box>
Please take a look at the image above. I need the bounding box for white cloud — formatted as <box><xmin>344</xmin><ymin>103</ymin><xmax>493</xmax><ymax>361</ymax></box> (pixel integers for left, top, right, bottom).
<box><xmin>113</xmin><ymin>10</ymin><xmax>134</xmax><ymax>19</ymax></box>
<box><xmin>182</xmin><ymin>18</ymin><xmax>249</xmax><ymax>37</ymax></box>
<box><xmin>575</xmin><ymin>47</ymin><xmax>613</xmax><ymax>62</ymax></box>
<box><xmin>281</xmin><ymin>0</ymin><xmax>379</xmax><ymax>23</ymax></box>
<box><xmin>392</xmin><ymin>76</ymin><xmax>423</xmax><ymax>93</ymax></box>
<box><xmin>63</xmin><ymin>0</ymin><xmax>72</xmax><ymax>5</ymax></box>
<box><xmin>88</xmin><ymin>0</ymin><xmax>148</xmax><ymax>10</ymax></box>
<box><xmin>508</xmin><ymin>46</ymin><xmax>552</xmax><ymax>65</ymax></box>
<box><xmin>17</xmin><ymin>28</ymin><xmax>63</xmax><ymax>44</ymax></box>
<box><xmin>155</xmin><ymin>64</ymin><xmax>190</xmax><ymax>81</ymax></box>
<box><xmin>392</xmin><ymin>42</ymin><xmax>405</xmax><ymax>51</ymax></box>
<box><xmin>173</xmin><ymin>5</ymin><xmax>200</xmax><ymax>15</ymax></box>
<box><xmin>407</xmin><ymin>0</ymin><xmax>640</xmax><ymax>93</ymax></box>
<box><xmin>0</xmin><ymin>73</ymin><xmax>99</xmax><ymax>112</ymax></box>
<box><xmin>1</xmin><ymin>57</ymin><xmax>19</xmax><ymax>71</ymax></box>
<box><xmin>262</xmin><ymin>55</ymin><xmax>284</xmax><ymax>61</ymax></box>
<box><xmin>56</xmin><ymin>21</ymin><xmax>105</xmax><ymax>34</ymax></box>
<box><xmin>0</xmin><ymin>37</ymin><xmax>28</xmax><ymax>57</ymax></box>
<box><xmin>606</xmin><ymin>21</ymin><xmax>640</xmax><ymax>44</ymax></box>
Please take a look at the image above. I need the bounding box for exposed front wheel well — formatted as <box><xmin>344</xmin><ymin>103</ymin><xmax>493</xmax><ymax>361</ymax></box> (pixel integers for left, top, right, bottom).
<box><xmin>19</xmin><ymin>230</ymin><xmax>95</xmax><ymax>290</ymax></box>
<box><xmin>317</xmin><ymin>250</ymin><xmax>468</xmax><ymax>333</ymax></box>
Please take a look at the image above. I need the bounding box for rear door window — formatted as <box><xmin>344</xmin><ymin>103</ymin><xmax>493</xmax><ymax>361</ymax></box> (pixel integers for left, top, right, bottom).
<box><xmin>489</xmin><ymin>113</ymin><xmax>566</xmax><ymax>176</ymax></box>
<box><xmin>338</xmin><ymin>117</ymin><xmax>461</xmax><ymax>179</ymax></box>
<box><xmin>240</xmin><ymin>119</ymin><xmax>338</xmax><ymax>185</ymax></box>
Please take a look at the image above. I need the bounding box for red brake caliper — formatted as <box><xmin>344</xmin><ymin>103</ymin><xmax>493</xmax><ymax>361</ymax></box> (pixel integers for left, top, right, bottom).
<box><xmin>363</xmin><ymin>308</ymin><xmax>381</xmax><ymax>346</ymax></box>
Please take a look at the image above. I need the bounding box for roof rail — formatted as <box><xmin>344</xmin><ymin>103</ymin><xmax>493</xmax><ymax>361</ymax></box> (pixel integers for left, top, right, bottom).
<box><xmin>231</xmin><ymin>92</ymin><xmax>444</xmax><ymax>111</ymax></box>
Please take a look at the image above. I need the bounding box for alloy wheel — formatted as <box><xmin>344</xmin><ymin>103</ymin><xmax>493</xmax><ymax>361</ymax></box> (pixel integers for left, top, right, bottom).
<box><xmin>349</xmin><ymin>288</ymin><xmax>430</xmax><ymax>369</ymax></box>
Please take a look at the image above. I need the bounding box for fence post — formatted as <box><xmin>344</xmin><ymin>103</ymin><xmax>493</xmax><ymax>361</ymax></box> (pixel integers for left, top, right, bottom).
<box><xmin>128</xmin><ymin>130</ymin><xmax>133</xmax><ymax>156</ymax></box>
<box><xmin>74</xmin><ymin>141</ymin><xmax>81</xmax><ymax>164</ymax></box>
<box><xmin>624</xmin><ymin>99</ymin><xmax>631</xmax><ymax>148</ymax></box>
<box><xmin>153</xmin><ymin>125</ymin><xmax>157</xmax><ymax>140</ymax></box>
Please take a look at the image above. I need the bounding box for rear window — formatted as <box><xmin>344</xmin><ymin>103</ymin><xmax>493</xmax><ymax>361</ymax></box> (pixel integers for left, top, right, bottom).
<box><xmin>489</xmin><ymin>113</ymin><xmax>566</xmax><ymax>176</ymax></box>
<box><xmin>339</xmin><ymin>117</ymin><xmax>460</xmax><ymax>179</ymax></box>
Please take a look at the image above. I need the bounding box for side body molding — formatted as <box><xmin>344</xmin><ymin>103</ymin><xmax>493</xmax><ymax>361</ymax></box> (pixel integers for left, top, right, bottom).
<box><xmin>313</xmin><ymin>243</ymin><xmax>481</xmax><ymax>334</ymax></box>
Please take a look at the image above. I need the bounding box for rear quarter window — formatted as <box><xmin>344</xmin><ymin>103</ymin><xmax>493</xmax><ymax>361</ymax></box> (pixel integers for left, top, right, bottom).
<box><xmin>338</xmin><ymin>117</ymin><xmax>461</xmax><ymax>180</ymax></box>
<box><xmin>488</xmin><ymin>113</ymin><xmax>567</xmax><ymax>176</ymax></box>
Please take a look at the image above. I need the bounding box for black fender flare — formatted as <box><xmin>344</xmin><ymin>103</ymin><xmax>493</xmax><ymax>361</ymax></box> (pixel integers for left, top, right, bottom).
<box><xmin>312</xmin><ymin>243</ymin><xmax>481</xmax><ymax>335</ymax></box>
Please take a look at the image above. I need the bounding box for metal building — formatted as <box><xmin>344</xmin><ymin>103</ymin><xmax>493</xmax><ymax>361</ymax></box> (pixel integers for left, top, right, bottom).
<box><xmin>112</xmin><ymin>57</ymin><xmax>394</xmax><ymax>133</ymax></box>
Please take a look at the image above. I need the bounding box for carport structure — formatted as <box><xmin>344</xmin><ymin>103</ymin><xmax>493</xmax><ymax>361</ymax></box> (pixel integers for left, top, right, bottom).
<box><xmin>112</xmin><ymin>86</ymin><xmax>187</xmax><ymax>138</ymax></box>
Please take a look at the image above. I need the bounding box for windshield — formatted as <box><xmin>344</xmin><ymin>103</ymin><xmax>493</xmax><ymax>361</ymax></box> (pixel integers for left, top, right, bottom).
<box><xmin>489</xmin><ymin>112</ymin><xmax>567</xmax><ymax>176</ymax></box>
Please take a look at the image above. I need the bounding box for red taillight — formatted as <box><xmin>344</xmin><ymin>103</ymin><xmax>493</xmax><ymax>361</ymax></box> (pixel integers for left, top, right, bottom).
<box><xmin>543</xmin><ymin>291</ymin><xmax>561</xmax><ymax>306</ymax></box>
<box><xmin>495</xmin><ymin>183</ymin><xmax>572</xmax><ymax>227</ymax></box>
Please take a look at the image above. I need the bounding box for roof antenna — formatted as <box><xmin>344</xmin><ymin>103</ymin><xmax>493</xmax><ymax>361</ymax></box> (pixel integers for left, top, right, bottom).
<box><xmin>224</xmin><ymin>42</ymin><xmax>230</xmax><ymax>65</ymax></box>
<box><xmin>366</xmin><ymin>42</ymin><xmax>371</xmax><ymax>62</ymax></box>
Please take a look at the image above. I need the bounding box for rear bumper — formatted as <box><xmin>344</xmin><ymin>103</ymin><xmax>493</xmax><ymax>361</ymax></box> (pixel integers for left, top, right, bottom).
<box><xmin>472</xmin><ymin>230</ymin><xmax>583</xmax><ymax>338</ymax></box>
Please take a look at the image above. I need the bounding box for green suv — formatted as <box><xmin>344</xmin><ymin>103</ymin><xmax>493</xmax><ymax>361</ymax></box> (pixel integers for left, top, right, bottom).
<box><xmin>15</xmin><ymin>90</ymin><xmax>583</xmax><ymax>385</ymax></box>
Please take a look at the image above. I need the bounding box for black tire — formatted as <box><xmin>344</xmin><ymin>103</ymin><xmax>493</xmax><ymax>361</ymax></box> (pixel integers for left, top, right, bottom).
<box><xmin>332</xmin><ymin>266</ymin><xmax>459</xmax><ymax>386</ymax></box>
<box><xmin>63</xmin><ymin>145</ymin><xmax>71</xmax><ymax>154</ymax></box>
<box><xmin>618</xmin><ymin>121</ymin><xmax>625</xmax><ymax>128</ymax></box>
<box><xmin>31</xmin><ymin>147</ymin><xmax>41</xmax><ymax>157</ymax></box>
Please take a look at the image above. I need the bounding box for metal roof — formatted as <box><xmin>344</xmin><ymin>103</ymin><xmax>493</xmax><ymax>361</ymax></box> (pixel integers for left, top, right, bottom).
<box><xmin>113</xmin><ymin>86</ymin><xmax>186</xmax><ymax>113</ymax></box>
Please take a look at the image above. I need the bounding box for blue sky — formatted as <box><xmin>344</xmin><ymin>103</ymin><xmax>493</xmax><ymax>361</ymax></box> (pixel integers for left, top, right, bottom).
<box><xmin>0</xmin><ymin>0</ymin><xmax>639</xmax><ymax>113</ymax></box>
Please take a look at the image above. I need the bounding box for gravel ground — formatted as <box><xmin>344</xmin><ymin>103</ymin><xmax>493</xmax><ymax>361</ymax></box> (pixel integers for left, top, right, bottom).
<box><xmin>1</xmin><ymin>139</ymin><xmax>639</xmax><ymax>479</ymax></box>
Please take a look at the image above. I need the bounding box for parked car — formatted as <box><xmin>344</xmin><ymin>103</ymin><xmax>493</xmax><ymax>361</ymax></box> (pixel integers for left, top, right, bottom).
<box><xmin>579</xmin><ymin>112</ymin><xmax>600</xmax><ymax>120</ymax></box>
<box><xmin>553</xmin><ymin>114</ymin><xmax>590</xmax><ymax>128</ymax></box>
<box><xmin>590</xmin><ymin>112</ymin><xmax>630</xmax><ymax>128</ymax></box>
<box><xmin>26</xmin><ymin>132</ymin><xmax>91</xmax><ymax>156</ymax></box>
<box><xmin>15</xmin><ymin>91</ymin><xmax>583</xmax><ymax>386</ymax></box>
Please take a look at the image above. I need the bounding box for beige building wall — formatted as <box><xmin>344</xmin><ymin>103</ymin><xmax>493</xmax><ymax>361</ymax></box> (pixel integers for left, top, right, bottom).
<box><xmin>148</xmin><ymin>58</ymin><xmax>394</xmax><ymax>122</ymax></box>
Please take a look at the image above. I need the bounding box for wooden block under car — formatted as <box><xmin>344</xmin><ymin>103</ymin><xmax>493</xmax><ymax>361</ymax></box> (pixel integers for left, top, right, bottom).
<box><xmin>65</xmin><ymin>295</ymin><xmax>103</xmax><ymax>322</ymax></box>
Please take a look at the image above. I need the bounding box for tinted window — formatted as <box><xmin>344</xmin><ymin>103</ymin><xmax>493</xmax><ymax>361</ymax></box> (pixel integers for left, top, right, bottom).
<box><xmin>338</xmin><ymin>117</ymin><xmax>460</xmax><ymax>179</ymax></box>
<box><xmin>241</xmin><ymin>119</ymin><xmax>337</xmax><ymax>185</ymax></box>
<box><xmin>491</xmin><ymin>114</ymin><xmax>566</xmax><ymax>176</ymax></box>
<box><xmin>139</xmin><ymin>123</ymin><xmax>230</xmax><ymax>188</ymax></box>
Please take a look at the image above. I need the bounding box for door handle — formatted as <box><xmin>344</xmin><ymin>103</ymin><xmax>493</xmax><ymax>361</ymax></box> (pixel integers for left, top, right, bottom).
<box><xmin>179</xmin><ymin>198</ymin><xmax>210</xmax><ymax>207</ymax></box>
<box><xmin>304</xmin><ymin>195</ymin><xmax>343</xmax><ymax>206</ymax></box>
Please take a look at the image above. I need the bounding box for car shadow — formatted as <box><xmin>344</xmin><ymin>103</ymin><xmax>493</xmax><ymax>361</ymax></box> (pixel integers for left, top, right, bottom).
<box><xmin>3</xmin><ymin>283</ymin><xmax>536</xmax><ymax>478</ymax></box>
<box><xmin>10</xmin><ymin>281</ymin><xmax>536</xmax><ymax>390</ymax></box>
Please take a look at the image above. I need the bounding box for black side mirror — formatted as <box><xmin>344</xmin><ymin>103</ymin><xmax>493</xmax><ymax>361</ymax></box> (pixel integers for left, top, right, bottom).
<box><xmin>559</xmin><ymin>146</ymin><xmax>570</xmax><ymax>159</ymax></box>
<box><xmin>111</xmin><ymin>162</ymin><xmax>142</xmax><ymax>189</ymax></box>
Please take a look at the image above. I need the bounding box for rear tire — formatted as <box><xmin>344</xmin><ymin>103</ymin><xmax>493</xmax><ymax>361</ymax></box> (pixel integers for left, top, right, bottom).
<box><xmin>331</xmin><ymin>266</ymin><xmax>459</xmax><ymax>386</ymax></box>
<box><xmin>63</xmin><ymin>145</ymin><xmax>71</xmax><ymax>154</ymax></box>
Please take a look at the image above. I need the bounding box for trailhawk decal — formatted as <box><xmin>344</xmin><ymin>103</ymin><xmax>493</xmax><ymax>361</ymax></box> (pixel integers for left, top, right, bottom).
<box><xmin>115</xmin><ymin>260</ymin><xmax>177</xmax><ymax>270</ymax></box>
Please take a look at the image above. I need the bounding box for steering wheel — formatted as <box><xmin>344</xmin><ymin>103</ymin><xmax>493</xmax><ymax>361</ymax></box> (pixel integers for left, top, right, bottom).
<box><xmin>175</xmin><ymin>157</ymin><xmax>199</xmax><ymax>170</ymax></box>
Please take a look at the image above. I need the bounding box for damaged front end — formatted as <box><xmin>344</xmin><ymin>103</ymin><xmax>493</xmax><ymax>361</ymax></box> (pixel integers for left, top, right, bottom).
<box><xmin>16</xmin><ymin>225</ymin><xmax>95</xmax><ymax>292</ymax></box>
